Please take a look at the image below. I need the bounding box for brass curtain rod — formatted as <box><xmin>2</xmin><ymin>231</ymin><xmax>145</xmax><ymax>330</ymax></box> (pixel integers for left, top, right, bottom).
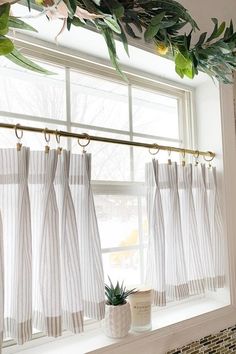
<box><xmin>0</xmin><ymin>123</ymin><xmax>215</xmax><ymax>159</ymax></box>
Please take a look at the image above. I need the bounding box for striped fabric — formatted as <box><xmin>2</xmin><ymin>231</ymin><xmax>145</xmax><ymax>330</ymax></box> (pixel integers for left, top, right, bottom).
<box><xmin>145</xmin><ymin>161</ymin><xmax>225</xmax><ymax>306</ymax></box>
<box><xmin>0</xmin><ymin>149</ymin><xmax>105</xmax><ymax>350</ymax></box>
<box><xmin>70</xmin><ymin>153</ymin><xmax>105</xmax><ymax>320</ymax></box>
<box><xmin>0</xmin><ymin>148</ymin><xmax>32</xmax><ymax>343</ymax></box>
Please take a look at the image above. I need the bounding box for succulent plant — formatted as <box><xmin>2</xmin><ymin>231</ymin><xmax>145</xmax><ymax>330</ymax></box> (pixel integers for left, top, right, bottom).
<box><xmin>105</xmin><ymin>277</ymin><xmax>137</xmax><ymax>306</ymax></box>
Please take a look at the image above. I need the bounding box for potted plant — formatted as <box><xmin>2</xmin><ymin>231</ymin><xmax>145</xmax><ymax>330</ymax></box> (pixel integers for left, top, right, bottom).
<box><xmin>103</xmin><ymin>277</ymin><xmax>137</xmax><ymax>338</ymax></box>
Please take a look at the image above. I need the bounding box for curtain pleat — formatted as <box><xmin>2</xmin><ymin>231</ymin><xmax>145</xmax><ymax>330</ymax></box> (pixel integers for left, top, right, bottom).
<box><xmin>34</xmin><ymin>150</ymin><xmax>62</xmax><ymax>337</ymax></box>
<box><xmin>192</xmin><ymin>164</ymin><xmax>216</xmax><ymax>290</ymax></box>
<box><xmin>178</xmin><ymin>164</ymin><xmax>205</xmax><ymax>294</ymax></box>
<box><xmin>160</xmin><ymin>163</ymin><xmax>189</xmax><ymax>300</ymax></box>
<box><xmin>146</xmin><ymin>161</ymin><xmax>224</xmax><ymax>305</ymax></box>
<box><xmin>14</xmin><ymin>147</ymin><xmax>32</xmax><ymax>343</ymax></box>
<box><xmin>206</xmin><ymin>167</ymin><xmax>225</xmax><ymax>288</ymax></box>
<box><xmin>145</xmin><ymin>161</ymin><xmax>166</xmax><ymax>306</ymax></box>
<box><xmin>56</xmin><ymin>150</ymin><xmax>83</xmax><ymax>333</ymax></box>
<box><xmin>70</xmin><ymin>153</ymin><xmax>105</xmax><ymax>320</ymax></box>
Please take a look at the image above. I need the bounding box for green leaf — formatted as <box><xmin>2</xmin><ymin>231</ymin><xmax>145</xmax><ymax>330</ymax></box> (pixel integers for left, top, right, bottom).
<box><xmin>81</xmin><ymin>0</ymin><xmax>97</xmax><ymax>13</ymax></box>
<box><xmin>139</xmin><ymin>0</ymin><xmax>199</xmax><ymax>30</ymax></box>
<box><xmin>107</xmin><ymin>0</ymin><xmax>124</xmax><ymax>19</ymax></box>
<box><xmin>175</xmin><ymin>65</ymin><xmax>184</xmax><ymax>79</ymax></box>
<box><xmin>175</xmin><ymin>51</ymin><xmax>190</xmax><ymax>69</ymax></box>
<box><xmin>113</xmin><ymin>6</ymin><xmax>124</xmax><ymax>19</ymax></box>
<box><xmin>5</xmin><ymin>48</ymin><xmax>54</xmax><ymax>74</ymax></box>
<box><xmin>70</xmin><ymin>17</ymin><xmax>86</xmax><ymax>27</ymax></box>
<box><xmin>207</xmin><ymin>18</ymin><xmax>226</xmax><ymax>43</ymax></box>
<box><xmin>0</xmin><ymin>4</ymin><xmax>10</xmax><ymax>35</ymax></box>
<box><xmin>26</xmin><ymin>0</ymin><xmax>31</xmax><ymax>11</ymax></box>
<box><xmin>0</xmin><ymin>35</ymin><xmax>13</xmax><ymax>55</ymax></box>
<box><xmin>216</xmin><ymin>22</ymin><xmax>226</xmax><ymax>38</ymax></box>
<box><xmin>124</xmin><ymin>22</ymin><xmax>140</xmax><ymax>39</ymax></box>
<box><xmin>195</xmin><ymin>32</ymin><xmax>207</xmax><ymax>47</ymax></box>
<box><xmin>64</xmin><ymin>0</ymin><xmax>77</xmax><ymax>16</ymax></box>
<box><xmin>183</xmin><ymin>65</ymin><xmax>195</xmax><ymax>79</ymax></box>
<box><xmin>8</xmin><ymin>17</ymin><xmax>38</xmax><ymax>32</ymax></box>
<box><xmin>150</xmin><ymin>12</ymin><xmax>166</xmax><ymax>26</ymax></box>
<box><xmin>118</xmin><ymin>27</ymin><xmax>129</xmax><ymax>56</ymax></box>
<box><xmin>160</xmin><ymin>20</ymin><xmax>177</xmax><ymax>29</ymax></box>
<box><xmin>144</xmin><ymin>12</ymin><xmax>166</xmax><ymax>41</ymax></box>
<box><xmin>104</xmin><ymin>17</ymin><xmax>121</xmax><ymax>34</ymax></box>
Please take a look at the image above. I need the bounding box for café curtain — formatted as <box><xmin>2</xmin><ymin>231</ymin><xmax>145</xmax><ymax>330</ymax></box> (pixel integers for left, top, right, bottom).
<box><xmin>145</xmin><ymin>161</ymin><xmax>224</xmax><ymax>306</ymax></box>
<box><xmin>0</xmin><ymin>148</ymin><xmax>105</xmax><ymax>350</ymax></box>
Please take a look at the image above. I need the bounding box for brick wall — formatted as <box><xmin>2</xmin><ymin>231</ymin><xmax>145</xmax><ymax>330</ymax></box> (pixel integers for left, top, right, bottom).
<box><xmin>167</xmin><ymin>325</ymin><xmax>236</xmax><ymax>354</ymax></box>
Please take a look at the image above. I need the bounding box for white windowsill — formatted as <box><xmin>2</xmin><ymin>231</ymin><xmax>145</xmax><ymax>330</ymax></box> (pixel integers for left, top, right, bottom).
<box><xmin>3</xmin><ymin>292</ymin><xmax>231</xmax><ymax>354</ymax></box>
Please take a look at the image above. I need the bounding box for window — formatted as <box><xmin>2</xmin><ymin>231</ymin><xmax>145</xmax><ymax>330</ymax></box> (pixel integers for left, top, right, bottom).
<box><xmin>0</xmin><ymin>51</ymin><xmax>191</xmax><ymax>287</ymax></box>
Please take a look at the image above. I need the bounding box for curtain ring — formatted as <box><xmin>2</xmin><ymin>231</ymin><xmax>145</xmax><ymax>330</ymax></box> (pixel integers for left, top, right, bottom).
<box><xmin>203</xmin><ymin>151</ymin><xmax>215</xmax><ymax>162</ymax></box>
<box><xmin>194</xmin><ymin>150</ymin><xmax>200</xmax><ymax>166</ymax></box>
<box><xmin>182</xmin><ymin>149</ymin><xmax>186</xmax><ymax>166</ymax></box>
<box><xmin>78</xmin><ymin>133</ymin><xmax>91</xmax><ymax>153</ymax></box>
<box><xmin>149</xmin><ymin>143</ymin><xmax>160</xmax><ymax>155</ymax></box>
<box><xmin>55</xmin><ymin>130</ymin><xmax>60</xmax><ymax>144</ymax></box>
<box><xmin>55</xmin><ymin>130</ymin><xmax>63</xmax><ymax>155</ymax></box>
<box><xmin>44</xmin><ymin>128</ymin><xmax>51</xmax><ymax>153</ymax></box>
<box><xmin>44</xmin><ymin>128</ymin><xmax>51</xmax><ymax>143</ymax></box>
<box><xmin>15</xmin><ymin>124</ymin><xmax>23</xmax><ymax>140</ymax></box>
<box><xmin>167</xmin><ymin>148</ymin><xmax>172</xmax><ymax>165</ymax></box>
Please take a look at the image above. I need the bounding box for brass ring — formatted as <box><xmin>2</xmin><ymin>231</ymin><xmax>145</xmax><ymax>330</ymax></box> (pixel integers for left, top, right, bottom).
<box><xmin>182</xmin><ymin>149</ymin><xmax>186</xmax><ymax>159</ymax></box>
<box><xmin>55</xmin><ymin>130</ymin><xmax>60</xmax><ymax>144</ymax></box>
<box><xmin>44</xmin><ymin>128</ymin><xmax>50</xmax><ymax>143</ymax></box>
<box><xmin>194</xmin><ymin>150</ymin><xmax>200</xmax><ymax>159</ymax></box>
<box><xmin>78</xmin><ymin>133</ymin><xmax>91</xmax><ymax>148</ymax></box>
<box><xmin>203</xmin><ymin>151</ymin><xmax>215</xmax><ymax>162</ymax></box>
<box><xmin>15</xmin><ymin>124</ymin><xmax>23</xmax><ymax>140</ymax></box>
<box><xmin>149</xmin><ymin>144</ymin><xmax>160</xmax><ymax>155</ymax></box>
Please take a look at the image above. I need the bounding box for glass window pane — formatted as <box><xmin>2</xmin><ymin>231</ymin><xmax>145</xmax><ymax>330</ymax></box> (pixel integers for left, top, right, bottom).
<box><xmin>0</xmin><ymin>58</ymin><xmax>66</xmax><ymax>120</ymax></box>
<box><xmin>132</xmin><ymin>87</ymin><xmax>179</xmax><ymax>139</ymax></box>
<box><xmin>94</xmin><ymin>195</ymin><xmax>139</xmax><ymax>249</ymax></box>
<box><xmin>71</xmin><ymin>128</ymin><xmax>131</xmax><ymax>181</ymax></box>
<box><xmin>103</xmin><ymin>250</ymin><xmax>140</xmax><ymax>285</ymax></box>
<box><xmin>70</xmin><ymin>71</ymin><xmax>129</xmax><ymax>130</ymax></box>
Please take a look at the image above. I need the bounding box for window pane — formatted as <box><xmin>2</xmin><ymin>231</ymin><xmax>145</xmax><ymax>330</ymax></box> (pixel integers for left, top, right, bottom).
<box><xmin>71</xmin><ymin>128</ymin><xmax>131</xmax><ymax>181</ymax></box>
<box><xmin>70</xmin><ymin>71</ymin><xmax>129</xmax><ymax>130</ymax></box>
<box><xmin>132</xmin><ymin>87</ymin><xmax>179</xmax><ymax>139</ymax></box>
<box><xmin>94</xmin><ymin>195</ymin><xmax>139</xmax><ymax>249</ymax></box>
<box><xmin>103</xmin><ymin>250</ymin><xmax>140</xmax><ymax>285</ymax></box>
<box><xmin>0</xmin><ymin>58</ymin><xmax>66</xmax><ymax>120</ymax></box>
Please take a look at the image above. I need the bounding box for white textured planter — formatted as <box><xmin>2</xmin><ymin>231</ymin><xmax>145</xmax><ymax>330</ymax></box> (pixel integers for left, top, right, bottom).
<box><xmin>103</xmin><ymin>302</ymin><xmax>131</xmax><ymax>338</ymax></box>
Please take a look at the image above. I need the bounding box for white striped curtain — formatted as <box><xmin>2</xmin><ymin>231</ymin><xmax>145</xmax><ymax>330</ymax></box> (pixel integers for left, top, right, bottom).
<box><xmin>0</xmin><ymin>148</ymin><xmax>105</xmax><ymax>348</ymax></box>
<box><xmin>145</xmin><ymin>161</ymin><xmax>225</xmax><ymax>306</ymax></box>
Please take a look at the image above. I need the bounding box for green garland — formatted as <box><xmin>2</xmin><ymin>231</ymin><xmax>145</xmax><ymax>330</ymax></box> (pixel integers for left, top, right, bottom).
<box><xmin>1</xmin><ymin>0</ymin><xmax>236</xmax><ymax>83</ymax></box>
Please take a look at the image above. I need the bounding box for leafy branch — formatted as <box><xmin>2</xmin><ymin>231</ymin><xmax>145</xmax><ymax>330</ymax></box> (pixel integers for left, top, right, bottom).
<box><xmin>0</xmin><ymin>0</ymin><xmax>236</xmax><ymax>83</ymax></box>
